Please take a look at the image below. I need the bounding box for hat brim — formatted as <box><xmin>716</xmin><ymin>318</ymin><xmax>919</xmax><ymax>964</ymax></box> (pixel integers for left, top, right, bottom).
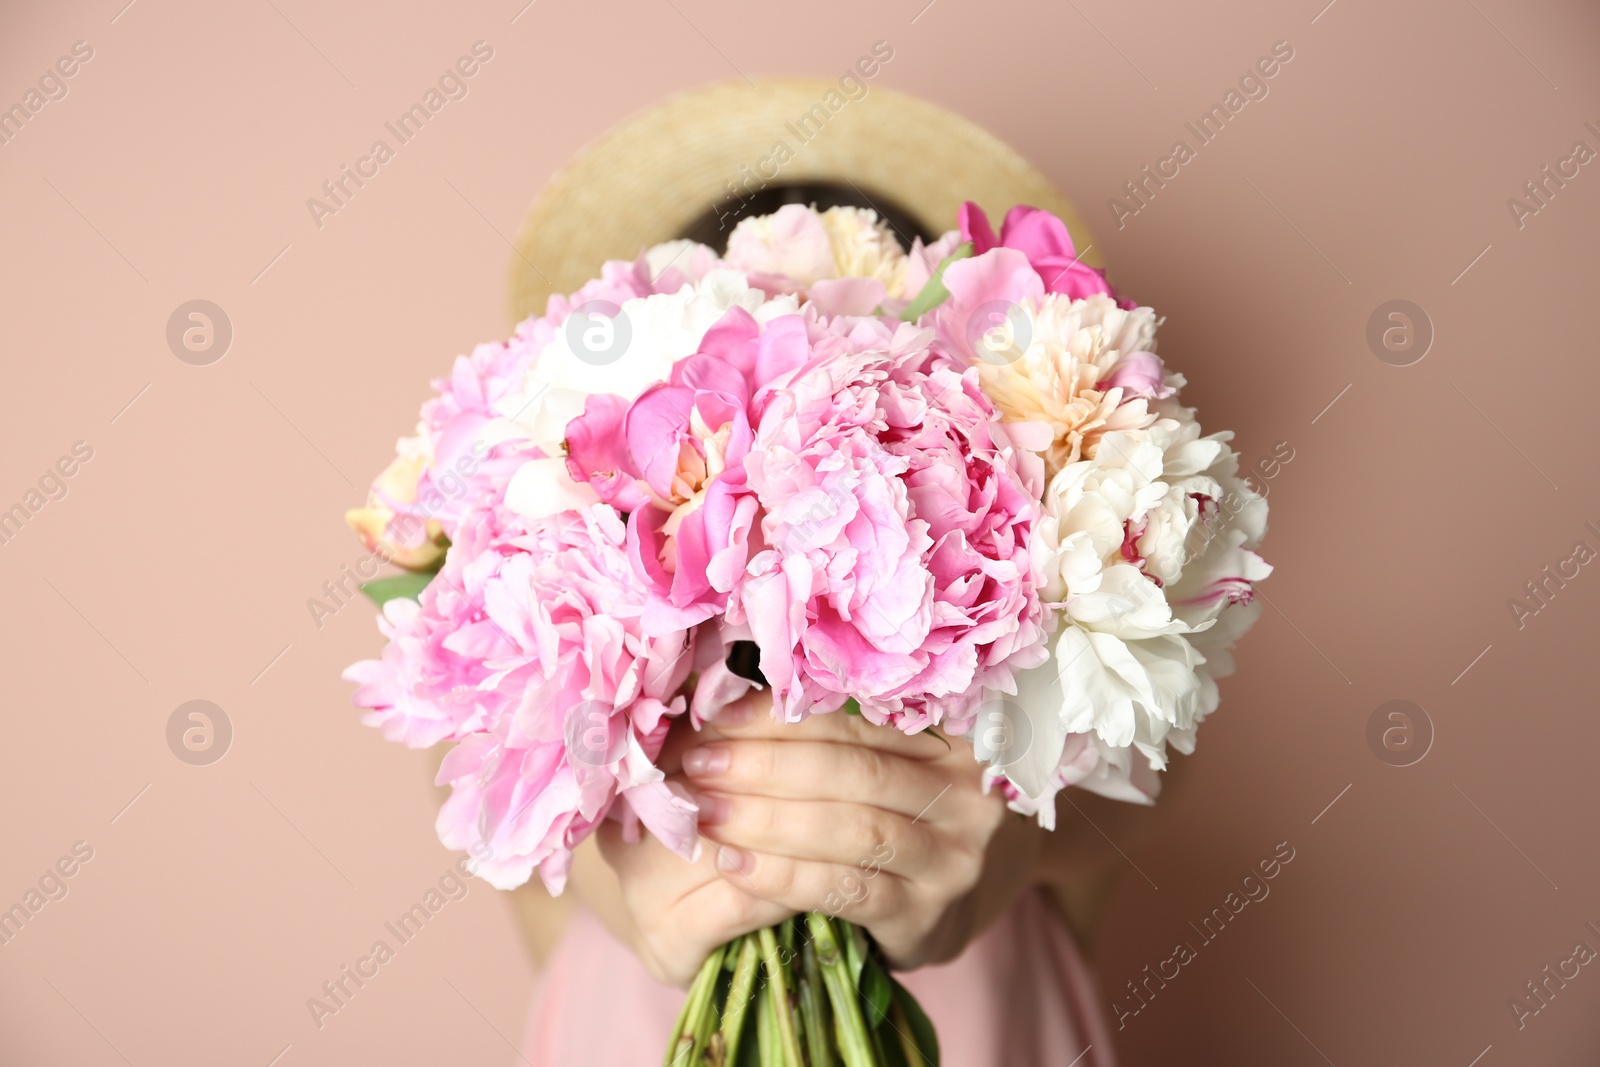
<box><xmin>508</xmin><ymin>78</ymin><xmax>1101</xmax><ymax>325</ymax></box>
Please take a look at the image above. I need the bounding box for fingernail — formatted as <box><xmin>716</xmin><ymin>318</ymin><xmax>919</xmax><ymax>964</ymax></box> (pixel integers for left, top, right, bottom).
<box><xmin>716</xmin><ymin>845</ymin><xmax>753</xmax><ymax>874</ymax></box>
<box><xmin>684</xmin><ymin>745</ymin><xmax>730</xmax><ymax>777</ymax></box>
<box><xmin>695</xmin><ymin>794</ymin><xmax>732</xmax><ymax>826</ymax></box>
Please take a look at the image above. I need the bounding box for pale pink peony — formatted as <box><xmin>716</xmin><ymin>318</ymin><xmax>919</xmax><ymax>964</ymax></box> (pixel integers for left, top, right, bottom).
<box><xmin>726</xmin><ymin>203</ymin><xmax>964</xmax><ymax>318</ymax></box>
<box><xmin>344</xmin><ymin>497</ymin><xmax>698</xmax><ymax>892</ymax></box>
<box><xmin>737</xmin><ymin>313</ymin><xmax>1050</xmax><ymax>733</ymax></box>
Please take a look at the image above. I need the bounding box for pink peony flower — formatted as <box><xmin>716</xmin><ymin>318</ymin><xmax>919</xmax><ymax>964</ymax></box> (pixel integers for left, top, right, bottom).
<box><xmin>737</xmin><ymin>314</ymin><xmax>1050</xmax><ymax>733</ymax></box>
<box><xmin>959</xmin><ymin>202</ymin><xmax>1132</xmax><ymax>306</ymax></box>
<box><xmin>344</xmin><ymin>496</ymin><xmax>698</xmax><ymax>892</ymax></box>
<box><xmin>565</xmin><ymin>308</ymin><xmax>813</xmax><ymax>635</ymax></box>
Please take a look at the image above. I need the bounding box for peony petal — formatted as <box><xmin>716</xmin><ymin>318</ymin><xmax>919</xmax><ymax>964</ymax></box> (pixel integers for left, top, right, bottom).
<box><xmin>503</xmin><ymin>457</ymin><xmax>602</xmax><ymax>521</ymax></box>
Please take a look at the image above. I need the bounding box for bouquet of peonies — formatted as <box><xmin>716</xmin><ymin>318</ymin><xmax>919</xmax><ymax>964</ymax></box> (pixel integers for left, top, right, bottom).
<box><xmin>344</xmin><ymin>201</ymin><xmax>1269</xmax><ymax>1065</ymax></box>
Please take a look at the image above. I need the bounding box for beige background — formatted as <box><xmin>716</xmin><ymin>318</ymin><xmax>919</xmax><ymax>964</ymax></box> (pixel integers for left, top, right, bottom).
<box><xmin>3</xmin><ymin>0</ymin><xmax>1598</xmax><ymax>1063</ymax></box>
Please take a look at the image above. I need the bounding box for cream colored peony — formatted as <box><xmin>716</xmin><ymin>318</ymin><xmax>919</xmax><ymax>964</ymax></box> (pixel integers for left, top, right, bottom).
<box><xmin>984</xmin><ymin>411</ymin><xmax>1271</xmax><ymax>812</ymax></box>
<box><xmin>817</xmin><ymin>205</ymin><xmax>914</xmax><ymax>295</ymax></box>
<box><xmin>344</xmin><ymin>429</ymin><xmax>449</xmax><ymax>569</ymax></box>
<box><xmin>726</xmin><ymin>204</ymin><xmax>961</xmax><ymax>312</ymax></box>
<box><xmin>967</xmin><ymin>293</ymin><xmax>1172</xmax><ymax>478</ymax></box>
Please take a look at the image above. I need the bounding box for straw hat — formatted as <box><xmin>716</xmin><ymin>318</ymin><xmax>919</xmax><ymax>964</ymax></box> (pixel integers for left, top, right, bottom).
<box><xmin>508</xmin><ymin>78</ymin><xmax>1100</xmax><ymax>324</ymax></box>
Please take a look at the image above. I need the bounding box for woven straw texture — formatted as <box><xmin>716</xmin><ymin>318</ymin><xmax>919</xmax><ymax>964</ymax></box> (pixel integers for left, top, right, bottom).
<box><xmin>508</xmin><ymin>78</ymin><xmax>1099</xmax><ymax>324</ymax></box>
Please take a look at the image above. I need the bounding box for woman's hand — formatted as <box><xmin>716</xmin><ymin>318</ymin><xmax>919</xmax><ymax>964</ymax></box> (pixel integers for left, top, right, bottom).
<box><xmin>587</xmin><ymin>711</ymin><xmax>797</xmax><ymax>987</ymax></box>
<box><xmin>589</xmin><ymin>821</ymin><xmax>791</xmax><ymax>988</ymax></box>
<box><xmin>679</xmin><ymin>690</ymin><xmax>1047</xmax><ymax>970</ymax></box>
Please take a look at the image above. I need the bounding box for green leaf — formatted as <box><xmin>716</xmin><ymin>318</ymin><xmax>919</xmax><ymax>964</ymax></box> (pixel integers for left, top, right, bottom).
<box><xmin>842</xmin><ymin>698</ymin><xmax>862</xmax><ymax>716</ymax></box>
<box><xmin>858</xmin><ymin>955</ymin><xmax>893</xmax><ymax>1032</ymax></box>
<box><xmin>899</xmin><ymin>242</ymin><xmax>973</xmax><ymax>322</ymax></box>
<box><xmin>889</xmin><ymin>978</ymin><xmax>940</xmax><ymax>1067</ymax></box>
<box><xmin>359</xmin><ymin>571</ymin><xmax>435</xmax><ymax>607</ymax></box>
<box><xmin>878</xmin><ymin>1023</ymin><xmax>910</xmax><ymax>1067</ymax></box>
<box><xmin>843</xmin><ymin>922</ymin><xmax>868</xmax><ymax>987</ymax></box>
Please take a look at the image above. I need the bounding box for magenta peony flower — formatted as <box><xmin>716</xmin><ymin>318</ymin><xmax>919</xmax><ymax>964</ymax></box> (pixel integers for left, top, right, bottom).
<box><xmin>958</xmin><ymin>201</ymin><xmax>1131</xmax><ymax>306</ymax></box>
<box><xmin>736</xmin><ymin>313</ymin><xmax>1050</xmax><ymax>733</ymax></box>
<box><xmin>344</xmin><ymin>496</ymin><xmax>698</xmax><ymax>892</ymax></box>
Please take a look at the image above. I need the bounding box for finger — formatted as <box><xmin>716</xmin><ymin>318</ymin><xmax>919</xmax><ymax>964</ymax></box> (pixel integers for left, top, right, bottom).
<box><xmin>656</xmin><ymin>688</ymin><xmax>783</xmax><ymax>772</ymax></box>
<box><xmin>682</xmin><ymin>739</ymin><xmax>958</xmax><ymax>818</ymax></box>
<box><xmin>595</xmin><ymin>817</ymin><xmax>711</xmax><ymax>897</ymax></box>
<box><xmin>669</xmin><ymin>875</ymin><xmax>794</xmax><ymax>947</ymax></box>
<box><xmin>595</xmin><ymin>820</ymin><xmax>791</xmax><ymax>929</ymax></box>
<box><xmin>712</xmin><ymin>847</ymin><xmax>910</xmax><ymax>925</ymax></box>
<box><xmin>595</xmin><ymin>825</ymin><xmax>785</xmax><ymax>987</ymax></box>
<box><xmin>703</xmin><ymin>698</ymin><xmax>954</xmax><ymax>760</ymax></box>
<box><xmin>694</xmin><ymin>793</ymin><xmax>936</xmax><ymax>876</ymax></box>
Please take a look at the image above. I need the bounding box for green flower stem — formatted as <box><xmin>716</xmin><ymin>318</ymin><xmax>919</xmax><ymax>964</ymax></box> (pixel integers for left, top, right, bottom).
<box><xmin>758</xmin><ymin>974</ymin><xmax>780</xmax><ymax>1064</ymax></box>
<box><xmin>720</xmin><ymin>936</ymin><xmax>761</xmax><ymax>1066</ymax></box>
<box><xmin>666</xmin><ymin>945</ymin><xmax>726</xmax><ymax>1067</ymax></box>
<box><xmin>798</xmin><ymin>932</ymin><xmax>836</xmax><ymax>1067</ymax></box>
<box><xmin>805</xmin><ymin>914</ymin><xmax>876</xmax><ymax>1067</ymax></box>
<box><xmin>780</xmin><ymin>914</ymin><xmax>796</xmax><ymax>958</ymax></box>
<box><xmin>757</xmin><ymin>926</ymin><xmax>805</xmax><ymax>1065</ymax></box>
<box><xmin>690</xmin><ymin>946</ymin><xmax>727</xmax><ymax>1064</ymax></box>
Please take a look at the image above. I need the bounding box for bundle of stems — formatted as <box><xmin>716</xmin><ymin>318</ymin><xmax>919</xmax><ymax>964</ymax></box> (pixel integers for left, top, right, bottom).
<box><xmin>663</xmin><ymin>914</ymin><xmax>939</xmax><ymax>1067</ymax></box>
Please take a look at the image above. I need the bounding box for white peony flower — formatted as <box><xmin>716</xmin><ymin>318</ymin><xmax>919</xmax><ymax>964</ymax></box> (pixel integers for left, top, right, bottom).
<box><xmin>495</xmin><ymin>270</ymin><xmax>797</xmax><ymax>451</ymax></box>
<box><xmin>998</xmin><ymin>410</ymin><xmax>1271</xmax><ymax>813</ymax></box>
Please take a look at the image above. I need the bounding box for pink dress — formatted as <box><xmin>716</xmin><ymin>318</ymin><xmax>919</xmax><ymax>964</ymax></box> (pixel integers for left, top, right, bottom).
<box><xmin>518</xmin><ymin>888</ymin><xmax>1118</xmax><ymax>1066</ymax></box>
